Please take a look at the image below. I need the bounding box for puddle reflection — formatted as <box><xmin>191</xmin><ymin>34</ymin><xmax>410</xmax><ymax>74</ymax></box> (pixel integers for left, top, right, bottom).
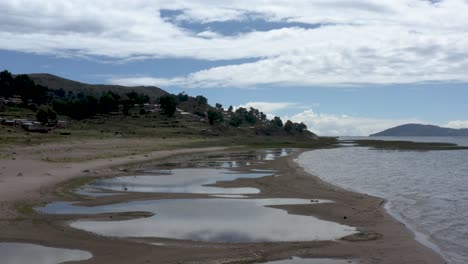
<box><xmin>91</xmin><ymin>168</ymin><xmax>274</xmax><ymax>194</ymax></box>
<box><xmin>260</xmin><ymin>257</ymin><xmax>354</xmax><ymax>264</ymax></box>
<box><xmin>152</xmin><ymin>149</ymin><xmax>294</xmax><ymax>169</ymax></box>
<box><xmin>0</xmin><ymin>243</ymin><xmax>92</xmax><ymax>264</ymax></box>
<box><xmin>39</xmin><ymin>198</ymin><xmax>356</xmax><ymax>242</ymax></box>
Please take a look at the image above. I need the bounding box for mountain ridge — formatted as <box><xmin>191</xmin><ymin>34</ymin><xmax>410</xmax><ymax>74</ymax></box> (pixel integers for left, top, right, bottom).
<box><xmin>370</xmin><ymin>123</ymin><xmax>468</xmax><ymax>137</ymax></box>
<box><xmin>26</xmin><ymin>73</ymin><xmax>168</xmax><ymax>99</ymax></box>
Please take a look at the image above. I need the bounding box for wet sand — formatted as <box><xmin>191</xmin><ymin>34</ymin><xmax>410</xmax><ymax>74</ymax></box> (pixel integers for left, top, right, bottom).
<box><xmin>0</xmin><ymin>144</ymin><xmax>445</xmax><ymax>264</ymax></box>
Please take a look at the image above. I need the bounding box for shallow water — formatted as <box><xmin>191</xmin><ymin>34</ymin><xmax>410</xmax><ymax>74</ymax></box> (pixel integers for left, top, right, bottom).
<box><xmin>39</xmin><ymin>198</ymin><xmax>356</xmax><ymax>242</ymax></box>
<box><xmin>151</xmin><ymin>149</ymin><xmax>293</xmax><ymax>169</ymax></box>
<box><xmin>260</xmin><ymin>257</ymin><xmax>353</xmax><ymax>264</ymax></box>
<box><xmin>298</xmin><ymin>137</ymin><xmax>468</xmax><ymax>264</ymax></box>
<box><xmin>91</xmin><ymin>168</ymin><xmax>274</xmax><ymax>194</ymax></box>
<box><xmin>0</xmin><ymin>243</ymin><xmax>92</xmax><ymax>264</ymax></box>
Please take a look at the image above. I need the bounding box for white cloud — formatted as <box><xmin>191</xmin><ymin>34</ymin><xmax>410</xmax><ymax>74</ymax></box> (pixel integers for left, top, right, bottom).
<box><xmin>285</xmin><ymin>109</ymin><xmax>423</xmax><ymax>136</ymax></box>
<box><xmin>235</xmin><ymin>102</ymin><xmax>302</xmax><ymax>119</ymax></box>
<box><xmin>4</xmin><ymin>1</ymin><xmax>468</xmax><ymax>86</ymax></box>
<box><xmin>446</xmin><ymin>120</ymin><xmax>468</xmax><ymax>129</ymax></box>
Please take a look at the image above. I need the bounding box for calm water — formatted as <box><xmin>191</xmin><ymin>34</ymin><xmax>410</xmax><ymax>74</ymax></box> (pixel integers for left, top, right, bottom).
<box><xmin>297</xmin><ymin>137</ymin><xmax>468</xmax><ymax>264</ymax></box>
<box><xmin>40</xmin><ymin>198</ymin><xmax>356</xmax><ymax>242</ymax></box>
<box><xmin>260</xmin><ymin>257</ymin><xmax>353</xmax><ymax>264</ymax></box>
<box><xmin>0</xmin><ymin>243</ymin><xmax>92</xmax><ymax>264</ymax></box>
<box><xmin>151</xmin><ymin>149</ymin><xmax>293</xmax><ymax>169</ymax></box>
<box><xmin>36</xmin><ymin>149</ymin><xmax>355</xmax><ymax>249</ymax></box>
<box><xmin>91</xmin><ymin>168</ymin><xmax>275</xmax><ymax>194</ymax></box>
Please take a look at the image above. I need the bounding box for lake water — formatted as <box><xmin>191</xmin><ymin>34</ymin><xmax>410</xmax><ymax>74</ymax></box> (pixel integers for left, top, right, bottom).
<box><xmin>39</xmin><ymin>198</ymin><xmax>356</xmax><ymax>242</ymax></box>
<box><xmin>260</xmin><ymin>257</ymin><xmax>354</xmax><ymax>264</ymax></box>
<box><xmin>0</xmin><ymin>243</ymin><xmax>92</xmax><ymax>264</ymax></box>
<box><xmin>297</xmin><ymin>137</ymin><xmax>468</xmax><ymax>264</ymax></box>
<box><xmin>91</xmin><ymin>168</ymin><xmax>274</xmax><ymax>194</ymax></box>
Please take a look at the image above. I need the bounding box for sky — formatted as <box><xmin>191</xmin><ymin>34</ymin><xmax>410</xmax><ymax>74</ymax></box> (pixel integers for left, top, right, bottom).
<box><xmin>1</xmin><ymin>0</ymin><xmax>468</xmax><ymax>136</ymax></box>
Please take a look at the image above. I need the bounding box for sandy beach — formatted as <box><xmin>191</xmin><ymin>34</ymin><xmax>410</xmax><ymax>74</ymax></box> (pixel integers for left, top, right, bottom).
<box><xmin>0</xmin><ymin>141</ymin><xmax>445</xmax><ymax>264</ymax></box>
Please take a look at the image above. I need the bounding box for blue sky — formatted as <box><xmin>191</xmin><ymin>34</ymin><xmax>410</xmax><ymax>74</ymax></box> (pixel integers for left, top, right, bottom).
<box><xmin>1</xmin><ymin>1</ymin><xmax>468</xmax><ymax>135</ymax></box>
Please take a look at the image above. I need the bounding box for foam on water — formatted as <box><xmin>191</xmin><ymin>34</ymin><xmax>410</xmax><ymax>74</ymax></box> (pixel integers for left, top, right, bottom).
<box><xmin>297</xmin><ymin>137</ymin><xmax>468</xmax><ymax>264</ymax></box>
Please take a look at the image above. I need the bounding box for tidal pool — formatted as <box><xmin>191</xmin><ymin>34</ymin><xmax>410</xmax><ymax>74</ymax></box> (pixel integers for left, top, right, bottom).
<box><xmin>0</xmin><ymin>243</ymin><xmax>92</xmax><ymax>264</ymax></box>
<box><xmin>260</xmin><ymin>257</ymin><xmax>353</xmax><ymax>264</ymax></box>
<box><xmin>153</xmin><ymin>149</ymin><xmax>293</xmax><ymax>168</ymax></box>
<box><xmin>90</xmin><ymin>168</ymin><xmax>275</xmax><ymax>194</ymax></box>
<box><xmin>39</xmin><ymin>198</ymin><xmax>356</xmax><ymax>242</ymax></box>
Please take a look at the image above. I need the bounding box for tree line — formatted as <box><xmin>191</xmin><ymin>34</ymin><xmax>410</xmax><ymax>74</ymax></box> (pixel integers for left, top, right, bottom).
<box><xmin>0</xmin><ymin>70</ymin><xmax>150</xmax><ymax>120</ymax></box>
<box><xmin>1</xmin><ymin>69</ymin><xmax>310</xmax><ymax>135</ymax></box>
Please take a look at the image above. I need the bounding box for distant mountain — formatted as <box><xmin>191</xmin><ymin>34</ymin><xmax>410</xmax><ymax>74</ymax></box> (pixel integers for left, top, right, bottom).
<box><xmin>27</xmin><ymin>73</ymin><xmax>168</xmax><ymax>99</ymax></box>
<box><xmin>370</xmin><ymin>124</ymin><xmax>468</xmax><ymax>137</ymax></box>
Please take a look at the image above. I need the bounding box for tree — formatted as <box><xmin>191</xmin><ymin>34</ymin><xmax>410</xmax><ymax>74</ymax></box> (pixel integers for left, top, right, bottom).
<box><xmin>121</xmin><ymin>99</ymin><xmax>134</xmax><ymax>116</ymax></box>
<box><xmin>194</xmin><ymin>111</ymin><xmax>206</xmax><ymax>118</ymax></box>
<box><xmin>14</xmin><ymin>74</ymin><xmax>43</xmax><ymax>103</ymax></box>
<box><xmin>36</xmin><ymin>108</ymin><xmax>49</xmax><ymax>124</ymax></box>
<box><xmin>207</xmin><ymin>109</ymin><xmax>224</xmax><ymax>125</ymax></box>
<box><xmin>195</xmin><ymin>95</ymin><xmax>208</xmax><ymax>105</ymax></box>
<box><xmin>51</xmin><ymin>88</ymin><xmax>66</xmax><ymax>98</ymax></box>
<box><xmin>272</xmin><ymin>116</ymin><xmax>283</xmax><ymax>127</ymax></box>
<box><xmin>284</xmin><ymin>120</ymin><xmax>293</xmax><ymax>132</ymax></box>
<box><xmin>229</xmin><ymin>115</ymin><xmax>243</xmax><ymax>127</ymax></box>
<box><xmin>177</xmin><ymin>92</ymin><xmax>189</xmax><ymax>102</ymax></box>
<box><xmin>215</xmin><ymin>103</ymin><xmax>223</xmax><ymax>110</ymax></box>
<box><xmin>126</xmin><ymin>91</ymin><xmax>149</xmax><ymax>105</ymax></box>
<box><xmin>296</xmin><ymin>122</ymin><xmax>307</xmax><ymax>133</ymax></box>
<box><xmin>99</xmin><ymin>91</ymin><xmax>120</xmax><ymax>113</ymax></box>
<box><xmin>0</xmin><ymin>70</ymin><xmax>14</xmax><ymax>97</ymax></box>
<box><xmin>159</xmin><ymin>95</ymin><xmax>177</xmax><ymax>117</ymax></box>
<box><xmin>228</xmin><ymin>105</ymin><xmax>233</xmax><ymax>112</ymax></box>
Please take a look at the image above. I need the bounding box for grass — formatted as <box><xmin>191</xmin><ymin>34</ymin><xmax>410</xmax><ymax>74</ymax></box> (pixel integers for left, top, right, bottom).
<box><xmin>54</xmin><ymin>176</ymin><xmax>99</xmax><ymax>199</ymax></box>
<box><xmin>14</xmin><ymin>201</ymin><xmax>47</xmax><ymax>216</ymax></box>
<box><xmin>1</xmin><ymin>108</ymin><xmax>339</xmax><ymax>151</ymax></box>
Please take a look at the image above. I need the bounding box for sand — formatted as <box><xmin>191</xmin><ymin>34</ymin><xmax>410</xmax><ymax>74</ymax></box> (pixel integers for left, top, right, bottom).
<box><xmin>0</xmin><ymin>141</ymin><xmax>445</xmax><ymax>264</ymax></box>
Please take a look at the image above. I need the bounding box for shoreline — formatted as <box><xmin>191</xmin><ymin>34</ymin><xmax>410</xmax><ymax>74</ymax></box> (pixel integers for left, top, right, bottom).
<box><xmin>383</xmin><ymin>202</ymin><xmax>445</xmax><ymax>260</ymax></box>
<box><xmin>295</xmin><ymin>149</ymin><xmax>449</xmax><ymax>263</ymax></box>
<box><xmin>0</xmin><ymin>144</ymin><xmax>445</xmax><ymax>263</ymax></box>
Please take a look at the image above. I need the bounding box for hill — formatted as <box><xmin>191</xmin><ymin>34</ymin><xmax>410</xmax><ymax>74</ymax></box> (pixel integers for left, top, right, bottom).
<box><xmin>27</xmin><ymin>73</ymin><xmax>168</xmax><ymax>99</ymax></box>
<box><xmin>370</xmin><ymin>124</ymin><xmax>468</xmax><ymax>137</ymax></box>
<box><xmin>1</xmin><ymin>70</ymin><xmax>319</xmax><ymax>144</ymax></box>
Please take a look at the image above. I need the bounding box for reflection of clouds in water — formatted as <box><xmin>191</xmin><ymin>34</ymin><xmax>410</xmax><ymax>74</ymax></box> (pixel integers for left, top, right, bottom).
<box><xmin>41</xmin><ymin>198</ymin><xmax>356</xmax><ymax>242</ymax></box>
<box><xmin>92</xmin><ymin>168</ymin><xmax>274</xmax><ymax>194</ymax></box>
<box><xmin>0</xmin><ymin>243</ymin><xmax>92</xmax><ymax>264</ymax></box>
<box><xmin>260</xmin><ymin>256</ymin><xmax>353</xmax><ymax>264</ymax></box>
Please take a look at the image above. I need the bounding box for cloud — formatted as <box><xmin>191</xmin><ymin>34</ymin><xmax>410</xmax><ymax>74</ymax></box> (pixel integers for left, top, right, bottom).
<box><xmin>235</xmin><ymin>102</ymin><xmax>302</xmax><ymax>118</ymax></box>
<box><xmin>285</xmin><ymin>109</ymin><xmax>423</xmax><ymax>136</ymax></box>
<box><xmin>3</xmin><ymin>1</ymin><xmax>468</xmax><ymax>86</ymax></box>
<box><xmin>446</xmin><ymin>120</ymin><xmax>468</xmax><ymax>129</ymax></box>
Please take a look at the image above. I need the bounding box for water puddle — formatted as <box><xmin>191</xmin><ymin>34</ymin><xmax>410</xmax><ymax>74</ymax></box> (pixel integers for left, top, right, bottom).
<box><xmin>90</xmin><ymin>168</ymin><xmax>274</xmax><ymax>194</ymax></box>
<box><xmin>0</xmin><ymin>243</ymin><xmax>92</xmax><ymax>264</ymax></box>
<box><xmin>155</xmin><ymin>149</ymin><xmax>294</xmax><ymax>168</ymax></box>
<box><xmin>260</xmin><ymin>257</ymin><xmax>354</xmax><ymax>264</ymax></box>
<box><xmin>75</xmin><ymin>186</ymin><xmax>118</xmax><ymax>197</ymax></box>
<box><xmin>39</xmin><ymin>198</ymin><xmax>356</xmax><ymax>242</ymax></box>
<box><xmin>210</xmin><ymin>194</ymin><xmax>247</xmax><ymax>198</ymax></box>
